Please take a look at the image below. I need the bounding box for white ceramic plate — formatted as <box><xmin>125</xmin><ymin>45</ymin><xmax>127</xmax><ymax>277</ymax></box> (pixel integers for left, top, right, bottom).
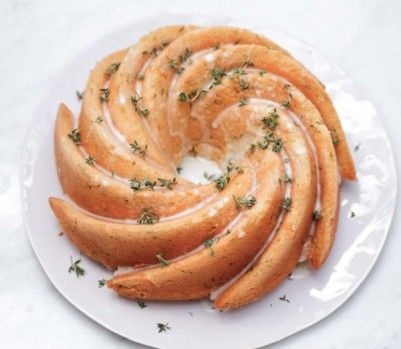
<box><xmin>19</xmin><ymin>14</ymin><xmax>397</xmax><ymax>349</ymax></box>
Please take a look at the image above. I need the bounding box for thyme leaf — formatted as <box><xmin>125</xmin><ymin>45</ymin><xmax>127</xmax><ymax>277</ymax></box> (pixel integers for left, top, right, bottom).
<box><xmin>156</xmin><ymin>253</ymin><xmax>170</xmax><ymax>266</ymax></box>
<box><xmin>137</xmin><ymin>208</ymin><xmax>159</xmax><ymax>224</ymax></box>
<box><xmin>68</xmin><ymin>257</ymin><xmax>85</xmax><ymax>277</ymax></box>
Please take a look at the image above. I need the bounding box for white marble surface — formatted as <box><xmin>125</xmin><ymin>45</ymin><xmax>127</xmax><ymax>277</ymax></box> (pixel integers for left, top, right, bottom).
<box><xmin>0</xmin><ymin>0</ymin><xmax>400</xmax><ymax>348</ymax></box>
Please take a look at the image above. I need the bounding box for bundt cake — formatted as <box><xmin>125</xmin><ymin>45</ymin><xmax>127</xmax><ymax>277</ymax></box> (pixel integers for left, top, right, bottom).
<box><xmin>49</xmin><ymin>25</ymin><xmax>356</xmax><ymax>309</ymax></box>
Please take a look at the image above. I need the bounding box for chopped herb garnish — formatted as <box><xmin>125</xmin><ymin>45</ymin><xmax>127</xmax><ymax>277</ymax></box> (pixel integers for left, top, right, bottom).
<box><xmin>136</xmin><ymin>72</ymin><xmax>145</xmax><ymax>81</ymax></box>
<box><xmin>129</xmin><ymin>178</ymin><xmax>142</xmax><ymax>191</ymax></box>
<box><xmin>235</xmin><ymin>195</ymin><xmax>256</xmax><ymax>209</ymax></box>
<box><xmin>282</xmin><ymin>197</ymin><xmax>292</xmax><ymax>211</ymax></box>
<box><xmin>140</xmin><ymin>108</ymin><xmax>149</xmax><ymax>117</ymax></box>
<box><xmin>98</xmin><ymin>279</ymin><xmax>106</xmax><ymax>287</ymax></box>
<box><xmin>131</xmin><ymin>93</ymin><xmax>149</xmax><ymax>117</ymax></box>
<box><xmin>99</xmin><ymin>88</ymin><xmax>110</xmax><ymax>103</ymax></box>
<box><xmin>350</xmin><ymin>211</ymin><xmax>355</xmax><ymax>218</ymax></box>
<box><xmin>137</xmin><ymin>300</ymin><xmax>147</xmax><ymax>308</ymax></box>
<box><xmin>261</xmin><ymin>109</ymin><xmax>280</xmax><ymax>130</ymax></box>
<box><xmin>130</xmin><ymin>140</ymin><xmax>147</xmax><ymax>157</ymax></box>
<box><xmin>282</xmin><ymin>100</ymin><xmax>290</xmax><ymax>108</ymax></box>
<box><xmin>76</xmin><ymin>90</ymin><xmax>84</xmax><ymax>100</ymax></box>
<box><xmin>257</xmin><ymin>131</ymin><xmax>274</xmax><ymax>150</ymax></box>
<box><xmin>177</xmin><ymin>90</ymin><xmax>206</xmax><ymax>105</ymax></box>
<box><xmin>226</xmin><ymin>159</ymin><xmax>234</xmax><ymax>173</ymax></box>
<box><xmin>157</xmin><ymin>322</ymin><xmax>171</xmax><ymax>333</ymax></box>
<box><xmin>210</xmin><ymin>67</ymin><xmax>226</xmax><ymax>86</ymax></box>
<box><xmin>283</xmin><ymin>173</ymin><xmax>292</xmax><ymax>183</ymax></box>
<box><xmin>354</xmin><ymin>143</ymin><xmax>361</xmax><ymax>151</ymax></box>
<box><xmin>105</xmin><ymin>62</ymin><xmax>121</xmax><ymax>77</ymax></box>
<box><xmin>279</xmin><ymin>294</ymin><xmax>290</xmax><ymax>303</ymax></box>
<box><xmin>178</xmin><ymin>92</ymin><xmax>187</xmax><ymax>102</ymax></box>
<box><xmin>331</xmin><ymin>129</ymin><xmax>340</xmax><ymax>145</ymax></box>
<box><xmin>85</xmin><ymin>156</ymin><xmax>95</xmax><ymax>166</ymax></box>
<box><xmin>168</xmin><ymin>59</ymin><xmax>184</xmax><ymax>74</ymax></box>
<box><xmin>143</xmin><ymin>178</ymin><xmax>156</xmax><ymax>190</ymax></box>
<box><xmin>128</xmin><ymin>177</ymin><xmax>157</xmax><ymax>191</ymax></box>
<box><xmin>313</xmin><ymin>210</ymin><xmax>322</xmax><ymax>221</ymax></box>
<box><xmin>95</xmin><ymin>115</ymin><xmax>104</xmax><ymax>123</ymax></box>
<box><xmin>259</xmin><ymin>70</ymin><xmax>267</xmax><ymax>76</ymax></box>
<box><xmin>213</xmin><ymin>44</ymin><xmax>220</xmax><ymax>50</ymax></box>
<box><xmin>142</xmin><ymin>43</ymin><xmax>169</xmax><ymax>57</ymax></box>
<box><xmin>249</xmin><ymin>143</ymin><xmax>257</xmax><ymax>153</ymax></box>
<box><xmin>235</xmin><ymin>166</ymin><xmax>244</xmax><ymax>174</ymax></box>
<box><xmin>272</xmin><ymin>138</ymin><xmax>283</xmax><ymax>152</ymax></box>
<box><xmin>214</xmin><ymin>174</ymin><xmax>229</xmax><ymax>191</ymax></box>
<box><xmin>137</xmin><ymin>208</ymin><xmax>159</xmax><ymax>224</ymax></box>
<box><xmin>179</xmin><ymin>47</ymin><xmax>192</xmax><ymax>63</ymax></box>
<box><xmin>158</xmin><ymin>177</ymin><xmax>177</xmax><ymax>189</ymax></box>
<box><xmin>176</xmin><ymin>167</ymin><xmax>183</xmax><ymax>174</ymax></box>
<box><xmin>156</xmin><ymin>253</ymin><xmax>170</xmax><ymax>266</ymax></box>
<box><xmin>150</xmin><ymin>47</ymin><xmax>159</xmax><ymax>57</ymax></box>
<box><xmin>68</xmin><ymin>257</ymin><xmax>85</xmax><ymax>277</ymax></box>
<box><xmin>203</xmin><ymin>172</ymin><xmax>215</xmax><ymax>181</ymax></box>
<box><xmin>131</xmin><ymin>93</ymin><xmax>140</xmax><ymax>104</ymax></box>
<box><xmin>214</xmin><ymin>160</ymin><xmax>240</xmax><ymax>190</ymax></box>
<box><xmin>243</xmin><ymin>60</ymin><xmax>254</xmax><ymax>67</ymax></box>
<box><xmin>238</xmin><ymin>98</ymin><xmax>248</xmax><ymax>107</ymax></box>
<box><xmin>232</xmin><ymin>67</ymin><xmax>246</xmax><ymax>76</ymax></box>
<box><xmin>68</xmin><ymin>128</ymin><xmax>81</xmax><ymax>145</ymax></box>
<box><xmin>203</xmin><ymin>237</ymin><xmax>217</xmax><ymax>256</ymax></box>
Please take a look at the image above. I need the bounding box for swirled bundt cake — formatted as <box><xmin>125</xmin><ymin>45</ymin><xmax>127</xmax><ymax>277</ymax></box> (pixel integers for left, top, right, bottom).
<box><xmin>49</xmin><ymin>25</ymin><xmax>355</xmax><ymax>309</ymax></box>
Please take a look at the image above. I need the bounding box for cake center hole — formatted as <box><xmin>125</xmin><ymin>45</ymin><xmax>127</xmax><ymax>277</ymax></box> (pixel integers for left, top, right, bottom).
<box><xmin>178</xmin><ymin>155</ymin><xmax>223</xmax><ymax>185</ymax></box>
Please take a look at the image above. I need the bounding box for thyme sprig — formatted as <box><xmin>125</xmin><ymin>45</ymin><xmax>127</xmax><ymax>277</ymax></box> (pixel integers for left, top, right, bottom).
<box><xmin>238</xmin><ymin>98</ymin><xmax>248</xmax><ymax>107</ymax></box>
<box><xmin>177</xmin><ymin>89</ymin><xmax>207</xmax><ymax>106</ymax></box>
<box><xmin>156</xmin><ymin>253</ymin><xmax>170</xmax><ymax>266</ymax></box>
<box><xmin>142</xmin><ymin>42</ymin><xmax>170</xmax><ymax>57</ymax></box>
<box><xmin>168</xmin><ymin>59</ymin><xmax>185</xmax><ymax>74</ymax></box>
<box><xmin>282</xmin><ymin>197</ymin><xmax>292</xmax><ymax>211</ymax></box>
<box><xmin>99</xmin><ymin>88</ymin><xmax>110</xmax><ymax>103</ymax></box>
<box><xmin>214</xmin><ymin>160</ymin><xmax>242</xmax><ymax>191</ymax></box>
<box><xmin>179</xmin><ymin>47</ymin><xmax>192</xmax><ymax>63</ymax></box>
<box><xmin>203</xmin><ymin>237</ymin><xmax>218</xmax><ymax>256</ymax></box>
<box><xmin>105</xmin><ymin>62</ymin><xmax>121</xmax><ymax>77</ymax></box>
<box><xmin>157</xmin><ymin>322</ymin><xmax>171</xmax><ymax>333</ymax></box>
<box><xmin>129</xmin><ymin>178</ymin><xmax>156</xmax><ymax>191</ymax></box>
<box><xmin>137</xmin><ymin>208</ymin><xmax>159</xmax><ymax>224</ymax></box>
<box><xmin>76</xmin><ymin>90</ymin><xmax>84</xmax><ymax>100</ymax></box>
<box><xmin>313</xmin><ymin>210</ymin><xmax>322</xmax><ymax>221</ymax></box>
<box><xmin>68</xmin><ymin>129</ymin><xmax>81</xmax><ymax>145</ymax></box>
<box><xmin>68</xmin><ymin>257</ymin><xmax>85</xmax><ymax>277</ymax></box>
<box><xmin>234</xmin><ymin>195</ymin><xmax>256</xmax><ymax>209</ymax></box>
<box><xmin>210</xmin><ymin>67</ymin><xmax>226</xmax><ymax>88</ymax></box>
<box><xmin>261</xmin><ymin>109</ymin><xmax>279</xmax><ymax>130</ymax></box>
<box><xmin>85</xmin><ymin>156</ymin><xmax>95</xmax><ymax>166</ymax></box>
<box><xmin>131</xmin><ymin>93</ymin><xmax>149</xmax><ymax>117</ymax></box>
<box><xmin>137</xmin><ymin>300</ymin><xmax>147</xmax><ymax>308</ymax></box>
<box><xmin>95</xmin><ymin>115</ymin><xmax>104</xmax><ymax>124</ymax></box>
<box><xmin>130</xmin><ymin>140</ymin><xmax>148</xmax><ymax>157</ymax></box>
<box><xmin>158</xmin><ymin>177</ymin><xmax>177</xmax><ymax>190</ymax></box>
